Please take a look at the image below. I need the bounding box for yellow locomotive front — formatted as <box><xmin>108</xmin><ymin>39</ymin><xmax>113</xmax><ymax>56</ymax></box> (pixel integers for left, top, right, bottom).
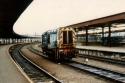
<box><xmin>57</xmin><ymin>27</ymin><xmax>76</xmax><ymax>60</ymax></box>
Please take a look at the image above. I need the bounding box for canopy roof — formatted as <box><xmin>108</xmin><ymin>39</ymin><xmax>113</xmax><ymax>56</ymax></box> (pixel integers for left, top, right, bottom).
<box><xmin>0</xmin><ymin>0</ymin><xmax>32</xmax><ymax>38</ymax></box>
<box><xmin>67</xmin><ymin>12</ymin><xmax>125</xmax><ymax>29</ymax></box>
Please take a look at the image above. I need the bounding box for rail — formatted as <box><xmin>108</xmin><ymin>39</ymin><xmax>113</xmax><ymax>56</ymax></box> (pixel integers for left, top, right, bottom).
<box><xmin>9</xmin><ymin>44</ymin><xmax>62</xmax><ymax>83</ymax></box>
<box><xmin>65</xmin><ymin>61</ymin><xmax>125</xmax><ymax>83</ymax></box>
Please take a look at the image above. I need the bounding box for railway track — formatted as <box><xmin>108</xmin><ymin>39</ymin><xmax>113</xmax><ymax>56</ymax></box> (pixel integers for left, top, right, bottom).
<box><xmin>29</xmin><ymin>44</ymin><xmax>125</xmax><ymax>83</ymax></box>
<box><xmin>65</xmin><ymin>61</ymin><xmax>125</xmax><ymax>83</ymax></box>
<box><xmin>9</xmin><ymin>44</ymin><xmax>62</xmax><ymax>83</ymax></box>
<box><xmin>78</xmin><ymin>54</ymin><xmax>125</xmax><ymax>66</ymax></box>
<box><xmin>29</xmin><ymin>44</ymin><xmax>125</xmax><ymax>66</ymax></box>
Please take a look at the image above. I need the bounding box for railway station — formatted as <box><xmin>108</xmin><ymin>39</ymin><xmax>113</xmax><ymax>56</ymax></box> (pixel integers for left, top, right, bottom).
<box><xmin>0</xmin><ymin>0</ymin><xmax>125</xmax><ymax>83</ymax></box>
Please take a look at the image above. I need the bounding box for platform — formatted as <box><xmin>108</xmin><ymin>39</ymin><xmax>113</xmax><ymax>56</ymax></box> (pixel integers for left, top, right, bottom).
<box><xmin>76</xmin><ymin>45</ymin><xmax>125</xmax><ymax>53</ymax></box>
<box><xmin>0</xmin><ymin>45</ymin><xmax>29</xmax><ymax>83</ymax></box>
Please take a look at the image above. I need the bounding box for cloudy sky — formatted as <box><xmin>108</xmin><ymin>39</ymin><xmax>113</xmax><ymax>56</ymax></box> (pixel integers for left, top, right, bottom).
<box><xmin>13</xmin><ymin>0</ymin><xmax>125</xmax><ymax>36</ymax></box>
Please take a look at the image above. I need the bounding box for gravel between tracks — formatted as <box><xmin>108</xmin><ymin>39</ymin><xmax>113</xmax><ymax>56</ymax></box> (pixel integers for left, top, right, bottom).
<box><xmin>21</xmin><ymin>45</ymin><xmax>112</xmax><ymax>83</ymax></box>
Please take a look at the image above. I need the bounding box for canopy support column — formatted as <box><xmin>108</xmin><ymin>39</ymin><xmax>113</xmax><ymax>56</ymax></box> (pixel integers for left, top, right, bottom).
<box><xmin>85</xmin><ymin>28</ymin><xmax>88</xmax><ymax>46</ymax></box>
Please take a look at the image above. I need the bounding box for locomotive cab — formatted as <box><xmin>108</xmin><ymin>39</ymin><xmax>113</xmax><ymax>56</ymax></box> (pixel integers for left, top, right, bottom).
<box><xmin>57</xmin><ymin>27</ymin><xmax>76</xmax><ymax>60</ymax></box>
<box><xmin>41</xmin><ymin>27</ymin><xmax>76</xmax><ymax>61</ymax></box>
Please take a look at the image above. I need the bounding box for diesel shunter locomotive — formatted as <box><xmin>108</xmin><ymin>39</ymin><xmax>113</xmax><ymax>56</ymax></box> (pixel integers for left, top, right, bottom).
<box><xmin>41</xmin><ymin>27</ymin><xmax>76</xmax><ymax>61</ymax></box>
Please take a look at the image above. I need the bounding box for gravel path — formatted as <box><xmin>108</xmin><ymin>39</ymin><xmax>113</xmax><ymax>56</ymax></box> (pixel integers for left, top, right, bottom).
<box><xmin>21</xmin><ymin>45</ymin><xmax>112</xmax><ymax>83</ymax></box>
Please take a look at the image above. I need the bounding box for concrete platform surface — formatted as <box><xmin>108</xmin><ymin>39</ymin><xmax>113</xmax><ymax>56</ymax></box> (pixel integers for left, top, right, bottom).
<box><xmin>76</xmin><ymin>45</ymin><xmax>125</xmax><ymax>53</ymax></box>
<box><xmin>0</xmin><ymin>45</ymin><xmax>30</xmax><ymax>83</ymax></box>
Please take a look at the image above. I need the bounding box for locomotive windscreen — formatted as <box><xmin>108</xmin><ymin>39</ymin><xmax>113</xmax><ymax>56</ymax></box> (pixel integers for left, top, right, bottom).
<box><xmin>63</xmin><ymin>31</ymin><xmax>67</xmax><ymax>44</ymax></box>
<box><xmin>68</xmin><ymin>31</ymin><xmax>73</xmax><ymax>44</ymax></box>
<box><xmin>63</xmin><ymin>31</ymin><xmax>73</xmax><ymax>44</ymax></box>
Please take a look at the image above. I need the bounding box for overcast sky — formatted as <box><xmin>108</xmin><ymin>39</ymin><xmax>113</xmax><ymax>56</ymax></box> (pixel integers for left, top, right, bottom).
<box><xmin>13</xmin><ymin>0</ymin><xmax>125</xmax><ymax>36</ymax></box>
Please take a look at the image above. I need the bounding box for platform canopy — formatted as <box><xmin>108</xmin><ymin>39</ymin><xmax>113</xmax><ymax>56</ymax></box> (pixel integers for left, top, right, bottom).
<box><xmin>0</xmin><ymin>0</ymin><xmax>33</xmax><ymax>38</ymax></box>
<box><xmin>69</xmin><ymin>12</ymin><xmax>125</xmax><ymax>47</ymax></box>
<box><xmin>67</xmin><ymin>12</ymin><xmax>125</xmax><ymax>30</ymax></box>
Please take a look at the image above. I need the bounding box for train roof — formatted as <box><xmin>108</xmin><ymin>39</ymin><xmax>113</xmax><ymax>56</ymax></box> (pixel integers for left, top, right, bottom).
<box><xmin>42</xmin><ymin>29</ymin><xmax>57</xmax><ymax>35</ymax></box>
